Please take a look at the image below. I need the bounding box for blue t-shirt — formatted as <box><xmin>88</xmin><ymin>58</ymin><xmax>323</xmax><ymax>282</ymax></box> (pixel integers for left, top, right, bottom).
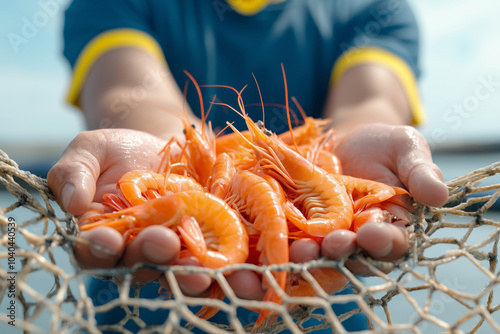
<box><xmin>64</xmin><ymin>0</ymin><xmax>423</xmax><ymax>135</ymax></box>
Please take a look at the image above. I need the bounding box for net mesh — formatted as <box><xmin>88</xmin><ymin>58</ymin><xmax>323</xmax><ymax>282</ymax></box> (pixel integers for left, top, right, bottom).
<box><xmin>1</xmin><ymin>148</ymin><xmax>499</xmax><ymax>333</ymax></box>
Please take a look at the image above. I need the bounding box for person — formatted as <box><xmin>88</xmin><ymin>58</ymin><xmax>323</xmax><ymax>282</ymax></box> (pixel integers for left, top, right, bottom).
<box><xmin>47</xmin><ymin>0</ymin><xmax>449</xmax><ymax>331</ymax></box>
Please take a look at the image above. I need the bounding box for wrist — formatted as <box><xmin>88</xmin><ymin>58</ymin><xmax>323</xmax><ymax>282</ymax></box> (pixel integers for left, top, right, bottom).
<box><xmin>327</xmin><ymin>97</ymin><xmax>410</xmax><ymax>137</ymax></box>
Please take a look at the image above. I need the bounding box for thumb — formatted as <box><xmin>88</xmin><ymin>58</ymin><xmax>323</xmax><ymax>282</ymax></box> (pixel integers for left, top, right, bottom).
<box><xmin>404</xmin><ymin>163</ymin><xmax>449</xmax><ymax>207</ymax></box>
<box><xmin>392</xmin><ymin>127</ymin><xmax>449</xmax><ymax>207</ymax></box>
<box><xmin>47</xmin><ymin>132</ymin><xmax>102</xmax><ymax>215</ymax></box>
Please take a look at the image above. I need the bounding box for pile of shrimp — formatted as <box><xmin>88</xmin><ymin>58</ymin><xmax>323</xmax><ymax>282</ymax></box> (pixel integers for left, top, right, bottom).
<box><xmin>80</xmin><ymin>66</ymin><xmax>409</xmax><ymax>330</ymax></box>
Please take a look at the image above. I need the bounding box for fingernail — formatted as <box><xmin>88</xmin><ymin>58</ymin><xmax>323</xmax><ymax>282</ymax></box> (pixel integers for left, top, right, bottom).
<box><xmin>89</xmin><ymin>241</ymin><xmax>120</xmax><ymax>259</ymax></box>
<box><xmin>61</xmin><ymin>183</ymin><xmax>74</xmax><ymax>211</ymax></box>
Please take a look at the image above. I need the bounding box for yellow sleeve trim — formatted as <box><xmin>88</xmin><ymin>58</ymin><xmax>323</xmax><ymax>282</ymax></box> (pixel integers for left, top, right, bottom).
<box><xmin>66</xmin><ymin>28</ymin><xmax>165</xmax><ymax>107</ymax></box>
<box><xmin>227</xmin><ymin>0</ymin><xmax>284</xmax><ymax>15</ymax></box>
<box><xmin>330</xmin><ymin>47</ymin><xmax>425</xmax><ymax>125</ymax></box>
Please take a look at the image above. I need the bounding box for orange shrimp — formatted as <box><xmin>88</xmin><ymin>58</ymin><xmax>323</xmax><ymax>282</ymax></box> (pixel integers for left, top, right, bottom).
<box><xmin>298</xmin><ymin>145</ymin><xmax>342</xmax><ymax>175</ymax></box>
<box><xmin>215</xmin><ymin>130</ymin><xmax>252</xmax><ymax>155</ymax></box>
<box><xmin>223</xmin><ymin>170</ymin><xmax>289</xmax><ymax>327</ymax></box>
<box><xmin>286</xmin><ymin>267</ymin><xmax>348</xmax><ymax>297</ymax></box>
<box><xmin>216</xmin><ymin>65</ymin><xmax>353</xmax><ymax>237</ymax></box>
<box><xmin>80</xmin><ymin>191</ymin><xmax>249</xmax><ymax>268</ymax></box>
<box><xmin>334</xmin><ymin>175</ymin><xmax>409</xmax><ymax>212</ymax></box>
<box><xmin>278</xmin><ymin>117</ymin><xmax>331</xmax><ymax>146</ymax></box>
<box><xmin>350</xmin><ymin>207</ymin><xmax>391</xmax><ymax>233</ymax></box>
<box><xmin>117</xmin><ymin>170</ymin><xmax>204</xmax><ymax>206</ymax></box>
<box><xmin>227</xmin><ymin>117</ymin><xmax>353</xmax><ymax>237</ymax></box>
<box><xmin>277</xmin><ymin>96</ymin><xmax>331</xmax><ymax>146</ymax></box>
<box><xmin>158</xmin><ymin>74</ymin><xmax>216</xmax><ymax>187</ymax></box>
<box><xmin>298</xmin><ymin>129</ymin><xmax>342</xmax><ymax>175</ymax></box>
<box><xmin>209</xmin><ymin>153</ymin><xmax>236</xmax><ymax>198</ymax></box>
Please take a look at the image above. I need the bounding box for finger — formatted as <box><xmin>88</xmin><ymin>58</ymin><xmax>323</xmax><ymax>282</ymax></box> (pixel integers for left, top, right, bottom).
<box><xmin>289</xmin><ymin>239</ymin><xmax>321</xmax><ymax>263</ymax></box>
<box><xmin>391</xmin><ymin>127</ymin><xmax>449</xmax><ymax>207</ymax></box>
<box><xmin>320</xmin><ymin>230</ymin><xmax>357</xmax><ymax>260</ymax></box>
<box><xmin>356</xmin><ymin>222</ymin><xmax>408</xmax><ymax>262</ymax></box>
<box><xmin>226</xmin><ymin>270</ymin><xmax>266</xmax><ymax>301</ymax></box>
<box><xmin>158</xmin><ymin>256</ymin><xmax>213</xmax><ymax>297</ymax></box>
<box><xmin>47</xmin><ymin>132</ymin><xmax>103</xmax><ymax>215</ymax></box>
<box><xmin>121</xmin><ymin>226</ymin><xmax>180</xmax><ymax>283</ymax></box>
<box><xmin>73</xmin><ymin>226</ymin><xmax>125</xmax><ymax>268</ymax></box>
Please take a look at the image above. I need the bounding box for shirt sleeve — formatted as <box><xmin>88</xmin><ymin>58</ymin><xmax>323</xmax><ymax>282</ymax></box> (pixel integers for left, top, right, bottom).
<box><xmin>331</xmin><ymin>0</ymin><xmax>424</xmax><ymax>125</ymax></box>
<box><xmin>63</xmin><ymin>0</ymin><xmax>165</xmax><ymax>107</ymax></box>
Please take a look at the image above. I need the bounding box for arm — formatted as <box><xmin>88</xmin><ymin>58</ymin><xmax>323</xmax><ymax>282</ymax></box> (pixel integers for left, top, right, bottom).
<box><xmin>324</xmin><ymin>63</ymin><xmax>412</xmax><ymax>130</ymax></box>
<box><xmin>316</xmin><ymin>63</ymin><xmax>448</xmax><ymax>273</ymax></box>
<box><xmin>49</xmin><ymin>47</ymin><xmax>211</xmax><ymax>295</ymax></box>
<box><xmin>81</xmin><ymin>47</ymin><xmax>202</xmax><ymax>139</ymax></box>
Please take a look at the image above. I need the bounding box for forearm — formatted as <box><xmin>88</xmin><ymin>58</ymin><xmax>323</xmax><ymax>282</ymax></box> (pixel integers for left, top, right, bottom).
<box><xmin>80</xmin><ymin>48</ymin><xmax>202</xmax><ymax>140</ymax></box>
<box><xmin>323</xmin><ymin>64</ymin><xmax>413</xmax><ymax>136</ymax></box>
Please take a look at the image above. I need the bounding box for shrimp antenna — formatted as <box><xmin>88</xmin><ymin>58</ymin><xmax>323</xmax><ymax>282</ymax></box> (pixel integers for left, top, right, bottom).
<box><xmin>252</xmin><ymin>73</ymin><xmax>265</xmax><ymax>127</ymax></box>
<box><xmin>201</xmin><ymin>84</ymin><xmax>248</xmax><ymax>116</ymax></box>
<box><xmin>215</xmin><ymin>122</ymin><xmax>236</xmax><ymax>139</ymax></box>
<box><xmin>205</xmin><ymin>94</ymin><xmax>217</xmax><ymax>122</ymax></box>
<box><xmin>291</xmin><ymin>96</ymin><xmax>308</xmax><ymax>122</ymax></box>
<box><xmin>183</xmin><ymin>70</ymin><xmax>206</xmax><ymax>137</ymax></box>
<box><xmin>281</xmin><ymin>63</ymin><xmax>299</xmax><ymax>152</ymax></box>
<box><xmin>245</xmin><ymin>102</ymin><xmax>301</xmax><ymax>127</ymax></box>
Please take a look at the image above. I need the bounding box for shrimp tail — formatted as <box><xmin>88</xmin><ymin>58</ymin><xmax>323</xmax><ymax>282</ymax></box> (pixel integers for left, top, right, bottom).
<box><xmin>177</xmin><ymin>215</ymin><xmax>207</xmax><ymax>261</ymax></box>
<box><xmin>253</xmin><ymin>270</ymin><xmax>286</xmax><ymax>331</ymax></box>
<box><xmin>194</xmin><ymin>283</ymin><xmax>225</xmax><ymax>321</ymax></box>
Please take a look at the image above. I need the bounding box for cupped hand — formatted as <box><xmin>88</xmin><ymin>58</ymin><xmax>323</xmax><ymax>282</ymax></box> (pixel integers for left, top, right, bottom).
<box><xmin>48</xmin><ymin>129</ymin><xmax>211</xmax><ymax>294</ymax></box>
<box><xmin>320</xmin><ymin>124</ymin><xmax>449</xmax><ymax>275</ymax></box>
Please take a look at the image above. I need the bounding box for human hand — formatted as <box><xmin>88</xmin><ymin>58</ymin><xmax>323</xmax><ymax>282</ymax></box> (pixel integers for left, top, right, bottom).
<box><xmin>315</xmin><ymin>124</ymin><xmax>448</xmax><ymax>274</ymax></box>
<box><xmin>47</xmin><ymin>129</ymin><xmax>212</xmax><ymax>294</ymax></box>
<box><xmin>254</xmin><ymin>124</ymin><xmax>446</xmax><ymax>282</ymax></box>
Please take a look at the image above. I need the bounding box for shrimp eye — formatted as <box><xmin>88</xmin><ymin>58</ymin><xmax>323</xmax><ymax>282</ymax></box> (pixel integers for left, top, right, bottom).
<box><xmin>256</xmin><ymin>120</ymin><xmax>272</xmax><ymax>136</ymax></box>
<box><xmin>183</xmin><ymin>129</ymin><xmax>187</xmax><ymax>135</ymax></box>
<box><xmin>191</xmin><ymin>124</ymin><xmax>196</xmax><ymax>128</ymax></box>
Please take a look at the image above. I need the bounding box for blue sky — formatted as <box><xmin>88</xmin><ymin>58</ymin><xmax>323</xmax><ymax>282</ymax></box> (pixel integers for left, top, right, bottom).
<box><xmin>1</xmin><ymin>0</ymin><xmax>500</xmax><ymax>167</ymax></box>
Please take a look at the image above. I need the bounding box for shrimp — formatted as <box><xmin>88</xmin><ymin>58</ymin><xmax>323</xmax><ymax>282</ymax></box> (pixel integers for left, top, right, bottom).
<box><xmin>277</xmin><ymin>96</ymin><xmax>331</xmax><ymax>146</ymax></box>
<box><xmin>209</xmin><ymin>153</ymin><xmax>236</xmax><ymax>198</ymax></box>
<box><xmin>299</xmin><ymin>145</ymin><xmax>342</xmax><ymax>175</ymax></box>
<box><xmin>227</xmin><ymin>116</ymin><xmax>353</xmax><ymax>237</ymax></box>
<box><xmin>215</xmin><ymin>130</ymin><xmax>252</xmax><ymax>155</ymax></box>
<box><xmin>334</xmin><ymin>175</ymin><xmax>409</xmax><ymax>212</ymax></box>
<box><xmin>223</xmin><ymin>170</ymin><xmax>289</xmax><ymax>328</ymax></box>
<box><xmin>350</xmin><ymin>207</ymin><xmax>391</xmax><ymax>233</ymax></box>
<box><xmin>80</xmin><ymin>191</ymin><xmax>249</xmax><ymax>268</ymax></box>
<box><xmin>286</xmin><ymin>267</ymin><xmax>348</xmax><ymax>297</ymax></box>
<box><xmin>278</xmin><ymin>116</ymin><xmax>331</xmax><ymax>146</ymax></box>
<box><xmin>117</xmin><ymin>170</ymin><xmax>204</xmax><ymax>206</ymax></box>
<box><xmin>217</xmin><ymin>65</ymin><xmax>353</xmax><ymax>237</ymax></box>
<box><xmin>298</xmin><ymin>129</ymin><xmax>342</xmax><ymax>175</ymax></box>
<box><xmin>158</xmin><ymin>73</ymin><xmax>216</xmax><ymax>187</ymax></box>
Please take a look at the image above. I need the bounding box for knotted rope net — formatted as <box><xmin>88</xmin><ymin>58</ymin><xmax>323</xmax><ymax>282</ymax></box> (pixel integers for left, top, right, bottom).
<box><xmin>1</xmin><ymin>148</ymin><xmax>499</xmax><ymax>333</ymax></box>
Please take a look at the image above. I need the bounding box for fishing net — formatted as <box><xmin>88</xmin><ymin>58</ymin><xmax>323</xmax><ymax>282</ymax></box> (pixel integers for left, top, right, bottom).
<box><xmin>1</xmin><ymin>147</ymin><xmax>499</xmax><ymax>333</ymax></box>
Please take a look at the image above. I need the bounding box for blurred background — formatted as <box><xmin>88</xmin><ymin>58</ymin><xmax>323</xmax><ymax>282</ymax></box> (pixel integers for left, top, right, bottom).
<box><xmin>1</xmin><ymin>0</ymin><xmax>500</xmax><ymax>180</ymax></box>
